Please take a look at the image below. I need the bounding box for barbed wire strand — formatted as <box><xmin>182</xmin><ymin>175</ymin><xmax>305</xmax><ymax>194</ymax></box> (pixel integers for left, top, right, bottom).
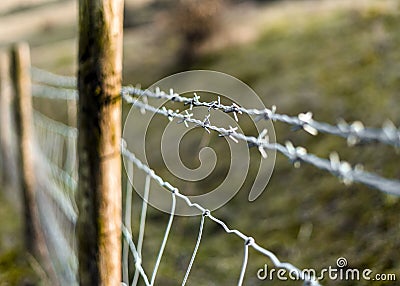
<box><xmin>122</xmin><ymin>95</ymin><xmax>400</xmax><ymax>197</ymax></box>
<box><xmin>28</xmin><ymin>68</ymin><xmax>398</xmax><ymax>285</ymax></box>
<box><xmin>122</xmin><ymin>86</ymin><xmax>400</xmax><ymax>148</ymax></box>
<box><xmin>32</xmin><ymin>84</ymin><xmax>78</xmax><ymax>101</ymax></box>
<box><xmin>181</xmin><ymin>214</ymin><xmax>205</xmax><ymax>286</ymax></box>
<box><xmin>132</xmin><ymin>175</ymin><xmax>151</xmax><ymax>286</ymax></box>
<box><xmin>31</xmin><ymin>67</ymin><xmax>76</xmax><ymax>89</ymax></box>
<box><xmin>28</xmin><ymin>69</ymin><xmax>400</xmax><ymax>149</ymax></box>
<box><xmin>121</xmin><ymin>143</ymin><xmax>320</xmax><ymax>285</ymax></box>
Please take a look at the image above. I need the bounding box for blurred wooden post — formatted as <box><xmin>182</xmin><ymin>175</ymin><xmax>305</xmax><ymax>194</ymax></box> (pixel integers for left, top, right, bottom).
<box><xmin>0</xmin><ymin>51</ymin><xmax>11</xmax><ymax>186</ymax></box>
<box><xmin>77</xmin><ymin>0</ymin><xmax>124</xmax><ymax>285</ymax></box>
<box><xmin>11</xmin><ymin>42</ymin><xmax>45</xmax><ymax>258</ymax></box>
<box><xmin>11</xmin><ymin>43</ymin><xmax>58</xmax><ymax>284</ymax></box>
<box><xmin>0</xmin><ymin>51</ymin><xmax>18</xmax><ymax>192</ymax></box>
<box><xmin>11</xmin><ymin>43</ymin><xmax>38</xmax><ymax>253</ymax></box>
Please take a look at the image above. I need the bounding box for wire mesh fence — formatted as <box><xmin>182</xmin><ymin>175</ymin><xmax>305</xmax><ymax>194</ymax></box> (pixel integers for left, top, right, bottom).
<box><xmin>31</xmin><ymin>73</ymin><xmax>78</xmax><ymax>285</ymax></box>
<box><xmin>1</xmin><ymin>66</ymin><xmax>399</xmax><ymax>285</ymax></box>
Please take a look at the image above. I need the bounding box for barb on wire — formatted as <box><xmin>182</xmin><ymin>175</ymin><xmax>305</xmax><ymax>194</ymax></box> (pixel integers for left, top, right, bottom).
<box><xmin>30</xmin><ymin>72</ymin><xmax>400</xmax><ymax>147</ymax></box>
<box><xmin>121</xmin><ymin>143</ymin><xmax>320</xmax><ymax>285</ymax></box>
<box><xmin>122</xmin><ymin>86</ymin><xmax>400</xmax><ymax>148</ymax></box>
<box><xmin>122</xmin><ymin>95</ymin><xmax>400</xmax><ymax>196</ymax></box>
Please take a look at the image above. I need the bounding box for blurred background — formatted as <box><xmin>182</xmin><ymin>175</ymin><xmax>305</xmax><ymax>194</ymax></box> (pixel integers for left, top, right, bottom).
<box><xmin>0</xmin><ymin>0</ymin><xmax>400</xmax><ymax>285</ymax></box>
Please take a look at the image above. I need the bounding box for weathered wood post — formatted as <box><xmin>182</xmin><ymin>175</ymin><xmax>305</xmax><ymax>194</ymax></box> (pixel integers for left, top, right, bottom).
<box><xmin>11</xmin><ymin>43</ymin><xmax>58</xmax><ymax>284</ymax></box>
<box><xmin>0</xmin><ymin>51</ymin><xmax>18</xmax><ymax>193</ymax></box>
<box><xmin>0</xmin><ymin>51</ymin><xmax>11</xmax><ymax>187</ymax></box>
<box><xmin>77</xmin><ymin>0</ymin><xmax>124</xmax><ymax>284</ymax></box>
<box><xmin>11</xmin><ymin>43</ymin><xmax>38</xmax><ymax>253</ymax></box>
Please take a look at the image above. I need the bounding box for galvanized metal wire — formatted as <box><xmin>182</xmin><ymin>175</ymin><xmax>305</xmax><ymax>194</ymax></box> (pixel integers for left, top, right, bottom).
<box><xmin>122</xmin><ymin>94</ymin><xmax>400</xmax><ymax>196</ymax></box>
<box><xmin>30</xmin><ymin>69</ymin><xmax>400</xmax><ymax>149</ymax></box>
<box><xmin>122</xmin><ymin>86</ymin><xmax>400</xmax><ymax>148</ymax></box>
<box><xmin>27</xmin><ymin>68</ymin><xmax>400</xmax><ymax>286</ymax></box>
<box><xmin>121</xmin><ymin>143</ymin><xmax>320</xmax><ymax>285</ymax></box>
<box><xmin>31</xmin><ymin>67</ymin><xmax>76</xmax><ymax>89</ymax></box>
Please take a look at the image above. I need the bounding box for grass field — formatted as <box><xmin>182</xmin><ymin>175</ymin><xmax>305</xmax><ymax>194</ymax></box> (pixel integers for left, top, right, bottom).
<box><xmin>134</xmin><ymin>2</ymin><xmax>400</xmax><ymax>285</ymax></box>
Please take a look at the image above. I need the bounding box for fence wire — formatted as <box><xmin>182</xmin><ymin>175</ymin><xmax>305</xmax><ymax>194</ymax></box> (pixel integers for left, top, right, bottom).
<box><xmin>122</xmin><ymin>86</ymin><xmax>400</xmax><ymax>148</ymax></box>
<box><xmin>30</xmin><ymin>75</ymin><xmax>79</xmax><ymax>285</ymax></box>
<box><xmin>24</xmin><ymin>67</ymin><xmax>400</xmax><ymax>285</ymax></box>
<box><xmin>31</xmin><ymin>67</ymin><xmax>76</xmax><ymax>89</ymax></box>
<box><xmin>28</xmin><ymin>71</ymin><xmax>400</xmax><ymax>196</ymax></box>
<box><xmin>121</xmin><ymin>143</ymin><xmax>320</xmax><ymax>286</ymax></box>
<box><xmin>32</xmin><ymin>113</ymin><xmax>78</xmax><ymax>284</ymax></box>
<box><xmin>31</xmin><ymin>69</ymin><xmax>400</xmax><ymax>148</ymax></box>
<box><xmin>122</xmin><ymin>94</ymin><xmax>400</xmax><ymax>196</ymax></box>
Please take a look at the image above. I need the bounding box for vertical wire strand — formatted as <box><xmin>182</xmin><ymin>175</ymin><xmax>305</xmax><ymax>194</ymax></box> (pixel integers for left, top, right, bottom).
<box><xmin>132</xmin><ymin>174</ymin><xmax>151</xmax><ymax>286</ymax></box>
<box><xmin>237</xmin><ymin>241</ymin><xmax>250</xmax><ymax>286</ymax></box>
<box><xmin>122</xmin><ymin>225</ymin><xmax>151</xmax><ymax>286</ymax></box>
<box><xmin>181</xmin><ymin>213</ymin><xmax>206</xmax><ymax>286</ymax></box>
<box><xmin>150</xmin><ymin>192</ymin><xmax>176</xmax><ymax>286</ymax></box>
<box><xmin>123</xmin><ymin>161</ymin><xmax>134</xmax><ymax>284</ymax></box>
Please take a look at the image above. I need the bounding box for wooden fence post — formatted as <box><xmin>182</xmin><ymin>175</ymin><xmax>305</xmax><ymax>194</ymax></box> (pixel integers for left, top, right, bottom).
<box><xmin>11</xmin><ymin>43</ymin><xmax>38</xmax><ymax>253</ymax></box>
<box><xmin>0</xmin><ymin>51</ymin><xmax>18</xmax><ymax>194</ymax></box>
<box><xmin>11</xmin><ymin>42</ymin><xmax>58</xmax><ymax>284</ymax></box>
<box><xmin>0</xmin><ymin>51</ymin><xmax>11</xmax><ymax>187</ymax></box>
<box><xmin>77</xmin><ymin>0</ymin><xmax>124</xmax><ymax>285</ymax></box>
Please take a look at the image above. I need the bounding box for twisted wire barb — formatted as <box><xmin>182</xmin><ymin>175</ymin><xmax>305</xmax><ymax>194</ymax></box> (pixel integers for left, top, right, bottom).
<box><xmin>121</xmin><ymin>143</ymin><xmax>319</xmax><ymax>285</ymax></box>
<box><xmin>122</xmin><ymin>86</ymin><xmax>400</xmax><ymax>148</ymax></box>
<box><xmin>122</xmin><ymin>95</ymin><xmax>400</xmax><ymax>196</ymax></box>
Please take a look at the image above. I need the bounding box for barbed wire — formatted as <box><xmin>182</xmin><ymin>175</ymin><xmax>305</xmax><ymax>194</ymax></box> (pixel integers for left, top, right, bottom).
<box><xmin>31</xmin><ymin>67</ymin><xmax>76</xmax><ymax>89</ymax></box>
<box><xmin>122</xmin><ymin>94</ymin><xmax>400</xmax><ymax>196</ymax></box>
<box><xmin>122</xmin><ymin>86</ymin><xmax>400</xmax><ymax>148</ymax></box>
<box><xmin>29</xmin><ymin>67</ymin><xmax>400</xmax><ymax>149</ymax></box>
<box><xmin>28</xmin><ymin>67</ymin><xmax>400</xmax><ymax>285</ymax></box>
<box><xmin>121</xmin><ymin>142</ymin><xmax>320</xmax><ymax>286</ymax></box>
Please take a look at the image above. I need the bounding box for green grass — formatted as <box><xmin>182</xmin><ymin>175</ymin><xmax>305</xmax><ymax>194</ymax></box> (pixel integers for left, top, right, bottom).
<box><xmin>133</xmin><ymin>4</ymin><xmax>400</xmax><ymax>286</ymax></box>
<box><xmin>0</xmin><ymin>191</ymin><xmax>41</xmax><ymax>285</ymax></box>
